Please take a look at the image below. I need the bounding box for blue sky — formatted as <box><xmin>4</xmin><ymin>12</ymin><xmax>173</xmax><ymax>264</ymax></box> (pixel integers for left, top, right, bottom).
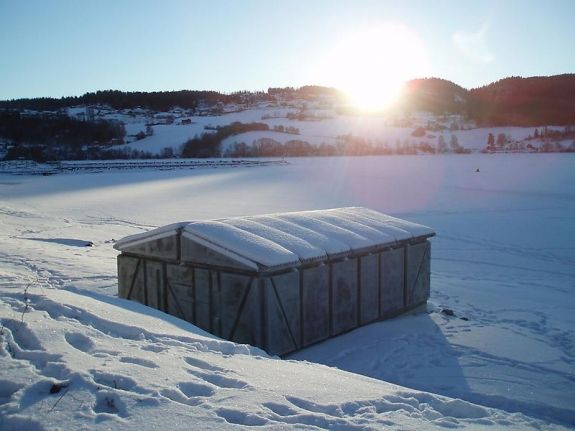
<box><xmin>1</xmin><ymin>0</ymin><xmax>574</xmax><ymax>99</ymax></box>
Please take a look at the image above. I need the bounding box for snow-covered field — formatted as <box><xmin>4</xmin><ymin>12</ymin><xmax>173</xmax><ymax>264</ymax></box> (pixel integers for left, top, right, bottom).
<box><xmin>1</xmin><ymin>154</ymin><xmax>574</xmax><ymax>429</ymax></box>
<box><xmin>108</xmin><ymin>106</ymin><xmax>552</xmax><ymax>154</ymax></box>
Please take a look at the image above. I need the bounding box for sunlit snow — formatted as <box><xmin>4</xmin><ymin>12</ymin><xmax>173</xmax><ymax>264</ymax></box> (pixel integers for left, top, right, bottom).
<box><xmin>1</xmin><ymin>154</ymin><xmax>574</xmax><ymax>429</ymax></box>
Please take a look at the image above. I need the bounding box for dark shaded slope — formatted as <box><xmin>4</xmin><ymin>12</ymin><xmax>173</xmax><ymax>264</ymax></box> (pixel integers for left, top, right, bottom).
<box><xmin>399</xmin><ymin>78</ymin><xmax>471</xmax><ymax>114</ymax></box>
<box><xmin>469</xmin><ymin>74</ymin><xmax>575</xmax><ymax>126</ymax></box>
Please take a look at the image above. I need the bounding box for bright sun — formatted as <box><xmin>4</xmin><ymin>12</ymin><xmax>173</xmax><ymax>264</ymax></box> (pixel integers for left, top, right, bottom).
<box><xmin>316</xmin><ymin>23</ymin><xmax>429</xmax><ymax>112</ymax></box>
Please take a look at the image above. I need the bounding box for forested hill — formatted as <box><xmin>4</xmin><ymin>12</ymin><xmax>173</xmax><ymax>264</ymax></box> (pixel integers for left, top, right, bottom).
<box><xmin>469</xmin><ymin>74</ymin><xmax>575</xmax><ymax>126</ymax></box>
<box><xmin>398</xmin><ymin>78</ymin><xmax>470</xmax><ymax>115</ymax></box>
<box><xmin>0</xmin><ymin>86</ymin><xmax>340</xmax><ymax>112</ymax></box>
<box><xmin>1</xmin><ymin>76</ymin><xmax>575</xmax><ymax>126</ymax></box>
<box><xmin>397</xmin><ymin>75</ymin><xmax>575</xmax><ymax>126</ymax></box>
<box><xmin>0</xmin><ymin>90</ymin><xmax>230</xmax><ymax>112</ymax></box>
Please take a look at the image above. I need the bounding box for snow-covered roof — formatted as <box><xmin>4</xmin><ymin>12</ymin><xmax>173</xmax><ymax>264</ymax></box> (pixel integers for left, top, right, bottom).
<box><xmin>115</xmin><ymin>207</ymin><xmax>434</xmax><ymax>270</ymax></box>
<box><xmin>114</xmin><ymin>221</ymin><xmax>190</xmax><ymax>250</ymax></box>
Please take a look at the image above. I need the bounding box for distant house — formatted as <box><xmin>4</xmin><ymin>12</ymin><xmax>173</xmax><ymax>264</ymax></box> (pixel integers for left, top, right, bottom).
<box><xmin>115</xmin><ymin>207</ymin><xmax>435</xmax><ymax>356</ymax></box>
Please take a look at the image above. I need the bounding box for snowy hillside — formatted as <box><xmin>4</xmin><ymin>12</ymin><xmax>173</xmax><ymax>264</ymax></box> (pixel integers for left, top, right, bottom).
<box><xmin>1</xmin><ymin>286</ymin><xmax>540</xmax><ymax>430</ymax></box>
<box><xmin>3</xmin><ymin>97</ymin><xmax>573</xmax><ymax>161</ymax></box>
<box><xmin>1</xmin><ymin>154</ymin><xmax>574</xmax><ymax>429</ymax></box>
<box><xmin>112</xmin><ymin>106</ymin><xmax>567</xmax><ymax>155</ymax></box>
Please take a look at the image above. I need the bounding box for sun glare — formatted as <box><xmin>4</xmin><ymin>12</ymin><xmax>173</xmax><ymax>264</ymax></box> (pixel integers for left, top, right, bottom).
<box><xmin>316</xmin><ymin>23</ymin><xmax>429</xmax><ymax>113</ymax></box>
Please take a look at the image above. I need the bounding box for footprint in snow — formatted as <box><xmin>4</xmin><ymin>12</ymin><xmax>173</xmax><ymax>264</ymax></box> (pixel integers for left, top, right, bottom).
<box><xmin>3</xmin><ymin>319</ymin><xmax>43</xmax><ymax>351</ymax></box>
<box><xmin>160</xmin><ymin>381</ymin><xmax>215</xmax><ymax>406</ymax></box>
<box><xmin>184</xmin><ymin>356</ymin><xmax>225</xmax><ymax>372</ymax></box>
<box><xmin>187</xmin><ymin>369</ymin><xmax>251</xmax><ymax>390</ymax></box>
<box><xmin>0</xmin><ymin>379</ymin><xmax>24</xmax><ymax>405</ymax></box>
<box><xmin>177</xmin><ymin>381</ymin><xmax>215</xmax><ymax>398</ymax></box>
<box><xmin>263</xmin><ymin>401</ymin><xmax>299</xmax><ymax>417</ymax></box>
<box><xmin>119</xmin><ymin>356</ymin><xmax>158</xmax><ymax>369</ymax></box>
<box><xmin>140</xmin><ymin>344</ymin><xmax>165</xmax><ymax>353</ymax></box>
<box><xmin>216</xmin><ymin>408</ymin><xmax>268</xmax><ymax>426</ymax></box>
<box><xmin>64</xmin><ymin>332</ymin><xmax>95</xmax><ymax>353</ymax></box>
<box><xmin>93</xmin><ymin>391</ymin><xmax>129</xmax><ymax>419</ymax></box>
<box><xmin>91</xmin><ymin>370</ymin><xmax>146</xmax><ymax>394</ymax></box>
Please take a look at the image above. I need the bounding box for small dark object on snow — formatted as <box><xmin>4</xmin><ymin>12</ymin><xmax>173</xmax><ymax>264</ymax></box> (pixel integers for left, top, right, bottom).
<box><xmin>475</xmin><ymin>168</ymin><xmax>480</xmax><ymax>173</ymax></box>
<box><xmin>441</xmin><ymin>308</ymin><xmax>455</xmax><ymax>317</ymax></box>
<box><xmin>85</xmin><ymin>241</ymin><xmax>94</xmax><ymax>247</ymax></box>
<box><xmin>460</xmin><ymin>316</ymin><xmax>469</xmax><ymax>321</ymax></box>
<box><xmin>50</xmin><ymin>383</ymin><xmax>62</xmax><ymax>394</ymax></box>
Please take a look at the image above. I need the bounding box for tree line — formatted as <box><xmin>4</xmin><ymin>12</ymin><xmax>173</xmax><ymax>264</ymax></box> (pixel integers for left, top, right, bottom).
<box><xmin>224</xmin><ymin>134</ymin><xmax>470</xmax><ymax>157</ymax></box>
<box><xmin>180</xmin><ymin>122</ymin><xmax>271</xmax><ymax>157</ymax></box>
<box><xmin>485</xmin><ymin>126</ymin><xmax>575</xmax><ymax>152</ymax></box>
<box><xmin>0</xmin><ymin>90</ymin><xmax>225</xmax><ymax>113</ymax></box>
<box><xmin>0</xmin><ymin>86</ymin><xmax>340</xmax><ymax>113</ymax></box>
<box><xmin>2</xmin><ymin>76</ymin><xmax>575</xmax><ymax>126</ymax></box>
<box><xmin>0</xmin><ymin>111</ymin><xmax>125</xmax><ymax>161</ymax></box>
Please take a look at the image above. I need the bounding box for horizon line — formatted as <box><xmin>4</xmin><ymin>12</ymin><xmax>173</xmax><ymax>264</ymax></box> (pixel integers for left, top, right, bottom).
<box><xmin>2</xmin><ymin>73</ymin><xmax>575</xmax><ymax>103</ymax></box>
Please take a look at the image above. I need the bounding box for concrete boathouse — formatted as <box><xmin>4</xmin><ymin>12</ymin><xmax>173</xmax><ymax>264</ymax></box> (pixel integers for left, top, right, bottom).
<box><xmin>115</xmin><ymin>207</ymin><xmax>435</xmax><ymax>356</ymax></box>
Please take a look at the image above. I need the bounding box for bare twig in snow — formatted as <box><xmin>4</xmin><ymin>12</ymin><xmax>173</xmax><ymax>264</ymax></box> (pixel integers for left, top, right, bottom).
<box><xmin>48</xmin><ymin>384</ymin><xmax>70</xmax><ymax>413</ymax></box>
